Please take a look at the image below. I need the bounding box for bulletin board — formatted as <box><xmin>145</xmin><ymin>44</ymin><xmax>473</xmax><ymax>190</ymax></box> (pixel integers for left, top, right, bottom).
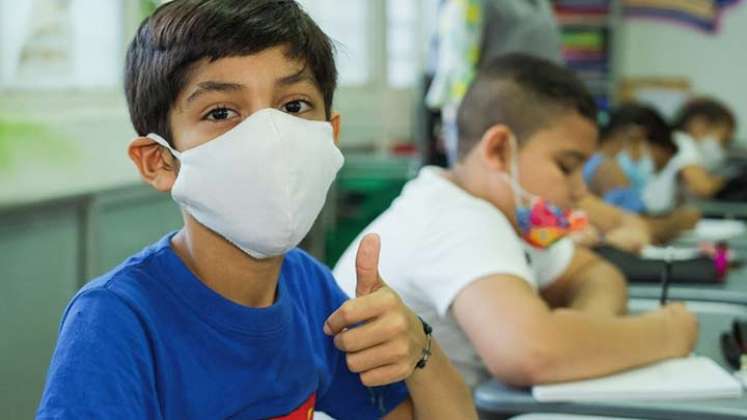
<box><xmin>618</xmin><ymin>77</ymin><xmax>692</xmax><ymax>120</ymax></box>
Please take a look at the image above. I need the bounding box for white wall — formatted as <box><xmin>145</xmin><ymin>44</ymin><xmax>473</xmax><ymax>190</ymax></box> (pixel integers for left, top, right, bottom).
<box><xmin>618</xmin><ymin>3</ymin><xmax>747</xmax><ymax>142</ymax></box>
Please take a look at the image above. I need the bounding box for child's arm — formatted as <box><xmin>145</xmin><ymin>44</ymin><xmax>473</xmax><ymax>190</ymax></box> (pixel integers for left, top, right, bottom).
<box><xmin>452</xmin><ymin>275</ymin><xmax>698</xmax><ymax>386</ymax></box>
<box><xmin>540</xmin><ymin>247</ymin><xmax>628</xmax><ymax>316</ymax></box>
<box><xmin>680</xmin><ymin>164</ymin><xmax>725</xmax><ymax>197</ymax></box>
<box><xmin>324</xmin><ymin>234</ymin><xmax>476</xmax><ymax>420</ymax></box>
<box><xmin>579</xmin><ymin>195</ymin><xmax>652</xmax><ymax>252</ymax></box>
<box><xmin>644</xmin><ymin>206</ymin><xmax>701</xmax><ymax>244</ymax></box>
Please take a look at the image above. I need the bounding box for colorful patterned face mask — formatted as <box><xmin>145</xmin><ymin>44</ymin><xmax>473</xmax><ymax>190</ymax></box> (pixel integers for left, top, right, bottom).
<box><xmin>516</xmin><ymin>197</ymin><xmax>589</xmax><ymax>249</ymax></box>
<box><xmin>504</xmin><ymin>135</ymin><xmax>589</xmax><ymax>249</ymax></box>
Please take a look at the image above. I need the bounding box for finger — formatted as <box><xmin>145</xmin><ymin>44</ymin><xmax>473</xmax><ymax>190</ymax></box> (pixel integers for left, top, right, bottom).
<box><xmin>323</xmin><ymin>290</ymin><xmax>395</xmax><ymax>336</ymax></box>
<box><xmin>360</xmin><ymin>363</ymin><xmax>414</xmax><ymax>387</ymax></box>
<box><xmin>356</xmin><ymin>233</ymin><xmax>383</xmax><ymax>297</ymax></box>
<box><xmin>333</xmin><ymin>310</ymin><xmax>409</xmax><ymax>352</ymax></box>
<box><xmin>345</xmin><ymin>340</ymin><xmax>412</xmax><ymax>374</ymax></box>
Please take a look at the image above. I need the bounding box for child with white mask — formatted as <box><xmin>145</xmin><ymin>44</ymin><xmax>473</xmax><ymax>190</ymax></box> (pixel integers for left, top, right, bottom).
<box><xmin>671</xmin><ymin>97</ymin><xmax>737</xmax><ymax>198</ymax></box>
<box><xmin>36</xmin><ymin>1</ymin><xmax>475</xmax><ymax>419</ymax></box>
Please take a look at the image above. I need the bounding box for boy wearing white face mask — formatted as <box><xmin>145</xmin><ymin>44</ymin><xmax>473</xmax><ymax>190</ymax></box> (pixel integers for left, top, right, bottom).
<box><xmin>36</xmin><ymin>1</ymin><xmax>475</xmax><ymax>419</ymax></box>
<box><xmin>670</xmin><ymin>97</ymin><xmax>737</xmax><ymax>199</ymax></box>
<box><xmin>334</xmin><ymin>54</ymin><xmax>698</xmax><ymax>388</ymax></box>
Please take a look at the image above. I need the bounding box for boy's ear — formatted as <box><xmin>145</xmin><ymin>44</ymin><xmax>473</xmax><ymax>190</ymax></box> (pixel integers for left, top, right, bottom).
<box><xmin>478</xmin><ymin>124</ymin><xmax>514</xmax><ymax>173</ymax></box>
<box><xmin>330</xmin><ymin>112</ymin><xmax>341</xmax><ymax>145</ymax></box>
<box><xmin>128</xmin><ymin>137</ymin><xmax>178</xmax><ymax>192</ymax></box>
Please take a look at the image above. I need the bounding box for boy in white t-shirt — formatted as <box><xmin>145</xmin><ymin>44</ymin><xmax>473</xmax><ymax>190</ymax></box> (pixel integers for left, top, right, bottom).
<box><xmin>670</xmin><ymin>97</ymin><xmax>737</xmax><ymax>199</ymax></box>
<box><xmin>641</xmin><ymin>98</ymin><xmax>737</xmax><ymax>213</ymax></box>
<box><xmin>334</xmin><ymin>54</ymin><xmax>698</xmax><ymax>388</ymax></box>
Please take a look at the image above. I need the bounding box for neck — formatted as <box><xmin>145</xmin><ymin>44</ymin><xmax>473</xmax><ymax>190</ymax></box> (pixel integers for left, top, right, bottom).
<box><xmin>444</xmin><ymin>162</ymin><xmax>518</xmax><ymax>229</ymax></box>
<box><xmin>170</xmin><ymin>214</ymin><xmax>284</xmax><ymax>308</ymax></box>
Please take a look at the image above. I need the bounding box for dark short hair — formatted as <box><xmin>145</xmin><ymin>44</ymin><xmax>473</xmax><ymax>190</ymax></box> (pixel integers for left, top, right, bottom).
<box><xmin>673</xmin><ymin>97</ymin><xmax>736</xmax><ymax>133</ymax></box>
<box><xmin>125</xmin><ymin>0</ymin><xmax>337</xmax><ymax>145</ymax></box>
<box><xmin>602</xmin><ymin>103</ymin><xmax>677</xmax><ymax>154</ymax></box>
<box><xmin>456</xmin><ymin>53</ymin><xmax>597</xmax><ymax>160</ymax></box>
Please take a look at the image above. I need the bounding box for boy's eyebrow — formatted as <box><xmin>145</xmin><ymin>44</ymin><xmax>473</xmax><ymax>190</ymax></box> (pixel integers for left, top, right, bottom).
<box><xmin>186</xmin><ymin>81</ymin><xmax>244</xmax><ymax>103</ymax></box>
<box><xmin>275</xmin><ymin>67</ymin><xmax>315</xmax><ymax>87</ymax></box>
<box><xmin>558</xmin><ymin>150</ymin><xmax>589</xmax><ymax>163</ymax></box>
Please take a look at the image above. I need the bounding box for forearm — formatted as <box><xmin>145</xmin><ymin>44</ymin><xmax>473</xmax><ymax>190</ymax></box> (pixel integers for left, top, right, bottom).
<box><xmin>644</xmin><ymin>208</ymin><xmax>699</xmax><ymax>244</ymax></box>
<box><xmin>579</xmin><ymin>195</ymin><xmax>625</xmax><ymax>233</ymax></box>
<box><xmin>532</xmin><ymin>309</ymin><xmax>673</xmax><ymax>384</ymax></box>
<box><xmin>682</xmin><ymin>168</ymin><xmax>725</xmax><ymax>198</ymax></box>
<box><xmin>405</xmin><ymin>340</ymin><xmax>476</xmax><ymax>420</ymax></box>
<box><xmin>645</xmin><ymin>216</ymin><xmax>680</xmax><ymax>244</ymax></box>
<box><xmin>565</xmin><ymin>261</ymin><xmax>628</xmax><ymax>316</ymax></box>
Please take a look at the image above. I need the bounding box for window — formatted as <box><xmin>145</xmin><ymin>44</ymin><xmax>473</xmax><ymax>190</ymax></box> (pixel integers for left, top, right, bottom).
<box><xmin>0</xmin><ymin>0</ymin><xmax>123</xmax><ymax>89</ymax></box>
<box><xmin>298</xmin><ymin>0</ymin><xmax>370</xmax><ymax>86</ymax></box>
<box><xmin>386</xmin><ymin>0</ymin><xmax>419</xmax><ymax>88</ymax></box>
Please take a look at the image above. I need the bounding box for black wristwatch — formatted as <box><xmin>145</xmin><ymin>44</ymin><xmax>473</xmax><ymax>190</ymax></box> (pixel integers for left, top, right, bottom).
<box><xmin>415</xmin><ymin>316</ymin><xmax>433</xmax><ymax>369</ymax></box>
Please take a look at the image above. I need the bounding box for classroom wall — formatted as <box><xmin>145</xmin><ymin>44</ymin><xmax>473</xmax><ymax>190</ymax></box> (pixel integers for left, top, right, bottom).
<box><xmin>618</xmin><ymin>3</ymin><xmax>747</xmax><ymax>143</ymax></box>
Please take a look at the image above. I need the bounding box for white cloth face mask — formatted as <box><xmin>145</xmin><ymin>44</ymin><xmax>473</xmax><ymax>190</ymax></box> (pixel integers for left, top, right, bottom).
<box><xmin>641</xmin><ymin>159</ymin><xmax>678</xmax><ymax>215</ymax></box>
<box><xmin>698</xmin><ymin>136</ymin><xmax>726</xmax><ymax>171</ymax></box>
<box><xmin>148</xmin><ymin>108</ymin><xmax>344</xmax><ymax>259</ymax></box>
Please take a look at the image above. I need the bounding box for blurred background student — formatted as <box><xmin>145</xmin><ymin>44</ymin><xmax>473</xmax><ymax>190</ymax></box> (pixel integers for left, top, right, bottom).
<box><xmin>583</xmin><ymin>103</ymin><xmax>702</xmax><ymax>243</ymax></box>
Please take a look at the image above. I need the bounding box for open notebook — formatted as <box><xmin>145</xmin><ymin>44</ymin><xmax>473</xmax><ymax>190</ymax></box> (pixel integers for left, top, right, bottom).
<box><xmin>679</xmin><ymin>219</ymin><xmax>747</xmax><ymax>243</ymax></box>
<box><xmin>533</xmin><ymin>356</ymin><xmax>743</xmax><ymax>402</ymax></box>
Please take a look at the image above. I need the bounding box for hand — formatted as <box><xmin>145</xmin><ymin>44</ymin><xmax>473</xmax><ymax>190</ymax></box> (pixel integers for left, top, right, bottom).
<box><xmin>604</xmin><ymin>225</ymin><xmax>649</xmax><ymax>253</ymax></box>
<box><xmin>657</xmin><ymin>302</ymin><xmax>699</xmax><ymax>357</ymax></box>
<box><xmin>324</xmin><ymin>233</ymin><xmax>426</xmax><ymax>386</ymax></box>
<box><xmin>569</xmin><ymin>224</ymin><xmax>602</xmax><ymax>248</ymax></box>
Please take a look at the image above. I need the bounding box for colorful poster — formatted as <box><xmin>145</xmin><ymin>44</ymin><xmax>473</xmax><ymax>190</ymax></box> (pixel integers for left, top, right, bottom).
<box><xmin>623</xmin><ymin>0</ymin><xmax>744</xmax><ymax>32</ymax></box>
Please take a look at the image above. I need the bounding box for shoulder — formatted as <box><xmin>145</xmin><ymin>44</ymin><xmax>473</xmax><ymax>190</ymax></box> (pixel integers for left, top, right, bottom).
<box><xmin>80</xmin><ymin>236</ymin><xmax>173</xmax><ymax>304</ymax></box>
<box><xmin>66</xmin><ymin>233</ymin><xmax>178</xmax><ymax>329</ymax></box>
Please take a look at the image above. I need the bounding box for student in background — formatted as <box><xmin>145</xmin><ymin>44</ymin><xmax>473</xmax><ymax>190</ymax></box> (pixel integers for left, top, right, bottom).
<box><xmin>581</xmin><ymin>104</ymin><xmax>701</xmax><ymax>244</ymax></box>
<box><xmin>672</xmin><ymin>97</ymin><xmax>737</xmax><ymax>198</ymax></box>
<box><xmin>36</xmin><ymin>1</ymin><xmax>475</xmax><ymax>419</ymax></box>
<box><xmin>334</xmin><ymin>54</ymin><xmax>698</xmax><ymax>388</ymax></box>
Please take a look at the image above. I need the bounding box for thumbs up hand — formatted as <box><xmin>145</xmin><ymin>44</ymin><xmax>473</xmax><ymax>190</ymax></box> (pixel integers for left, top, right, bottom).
<box><xmin>324</xmin><ymin>233</ymin><xmax>427</xmax><ymax>387</ymax></box>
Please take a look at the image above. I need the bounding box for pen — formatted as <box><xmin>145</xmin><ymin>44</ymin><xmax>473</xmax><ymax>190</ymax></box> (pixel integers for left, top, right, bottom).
<box><xmin>660</xmin><ymin>247</ymin><xmax>672</xmax><ymax>306</ymax></box>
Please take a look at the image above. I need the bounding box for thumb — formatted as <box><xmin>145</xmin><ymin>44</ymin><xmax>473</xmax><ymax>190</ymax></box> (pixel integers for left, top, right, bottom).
<box><xmin>355</xmin><ymin>233</ymin><xmax>384</xmax><ymax>297</ymax></box>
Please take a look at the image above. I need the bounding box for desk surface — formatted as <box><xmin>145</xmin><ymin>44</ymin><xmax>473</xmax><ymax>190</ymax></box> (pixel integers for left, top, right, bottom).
<box><xmin>692</xmin><ymin>199</ymin><xmax>747</xmax><ymax>220</ymax></box>
<box><xmin>475</xmin><ymin>306</ymin><xmax>747</xmax><ymax>420</ymax></box>
<box><xmin>628</xmin><ymin>236</ymin><xmax>747</xmax><ymax>305</ymax></box>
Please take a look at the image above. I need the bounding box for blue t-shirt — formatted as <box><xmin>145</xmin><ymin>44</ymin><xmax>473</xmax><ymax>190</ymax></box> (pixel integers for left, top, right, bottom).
<box><xmin>583</xmin><ymin>153</ymin><xmax>646</xmax><ymax>213</ymax></box>
<box><xmin>37</xmin><ymin>233</ymin><xmax>408</xmax><ymax>420</ymax></box>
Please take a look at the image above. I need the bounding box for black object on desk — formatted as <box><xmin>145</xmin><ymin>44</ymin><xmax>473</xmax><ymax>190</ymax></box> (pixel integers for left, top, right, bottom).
<box><xmin>660</xmin><ymin>250</ymin><xmax>672</xmax><ymax>305</ymax></box>
<box><xmin>595</xmin><ymin>245</ymin><xmax>719</xmax><ymax>285</ymax></box>
<box><xmin>722</xmin><ymin>318</ymin><xmax>747</xmax><ymax>370</ymax></box>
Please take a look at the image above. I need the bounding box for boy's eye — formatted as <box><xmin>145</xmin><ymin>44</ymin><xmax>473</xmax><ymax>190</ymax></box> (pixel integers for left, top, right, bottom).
<box><xmin>205</xmin><ymin>107</ymin><xmax>238</xmax><ymax>121</ymax></box>
<box><xmin>281</xmin><ymin>100</ymin><xmax>311</xmax><ymax>114</ymax></box>
<box><xmin>558</xmin><ymin>161</ymin><xmax>575</xmax><ymax>175</ymax></box>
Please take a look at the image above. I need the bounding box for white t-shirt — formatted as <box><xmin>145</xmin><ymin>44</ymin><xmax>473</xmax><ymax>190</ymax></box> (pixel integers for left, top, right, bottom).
<box><xmin>333</xmin><ymin>167</ymin><xmax>575</xmax><ymax>387</ymax></box>
<box><xmin>641</xmin><ymin>132</ymin><xmax>701</xmax><ymax>214</ymax></box>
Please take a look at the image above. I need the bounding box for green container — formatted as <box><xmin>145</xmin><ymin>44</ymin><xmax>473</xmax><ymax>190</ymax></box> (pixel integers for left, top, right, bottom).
<box><xmin>324</xmin><ymin>155</ymin><xmax>418</xmax><ymax>267</ymax></box>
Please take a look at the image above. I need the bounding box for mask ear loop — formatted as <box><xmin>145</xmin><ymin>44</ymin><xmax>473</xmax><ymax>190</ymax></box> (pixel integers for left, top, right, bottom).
<box><xmin>502</xmin><ymin>134</ymin><xmax>536</xmax><ymax>209</ymax></box>
<box><xmin>146</xmin><ymin>133</ymin><xmax>182</xmax><ymax>160</ymax></box>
